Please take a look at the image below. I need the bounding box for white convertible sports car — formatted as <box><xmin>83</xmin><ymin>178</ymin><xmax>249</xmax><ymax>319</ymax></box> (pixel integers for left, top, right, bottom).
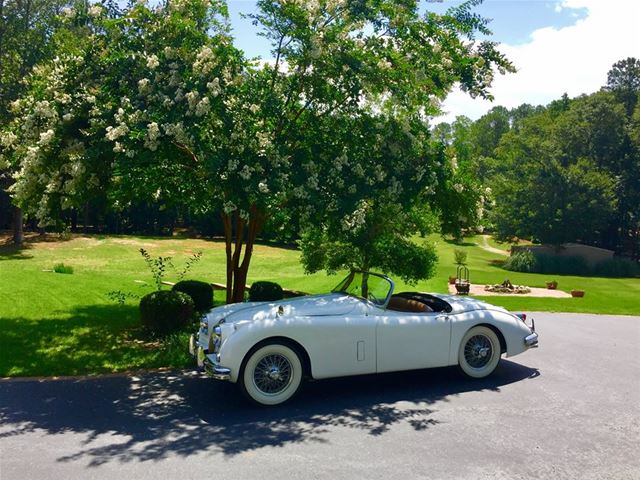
<box><xmin>189</xmin><ymin>271</ymin><xmax>538</xmax><ymax>405</ymax></box>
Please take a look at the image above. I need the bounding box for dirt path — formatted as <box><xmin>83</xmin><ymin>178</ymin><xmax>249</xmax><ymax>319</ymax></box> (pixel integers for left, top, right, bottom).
<box><xmin>479</xmin><ymin>234</ymin><xmax>510</xmax><ymax>256</ymax></box>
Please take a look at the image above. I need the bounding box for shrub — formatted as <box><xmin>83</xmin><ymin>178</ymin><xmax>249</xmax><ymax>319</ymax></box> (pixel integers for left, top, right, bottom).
<box><xmin>139</xmin><ymin>290</ymin><xmax>195</xmax><ymax>335</ymax></box>
<box><xmin>503</xmin><ymin>250</ymin><xmax>537</xmax><ymax>273</ymax></box>
<box><xmin>453</xmin><ymin>249</ymin><xmax>468</xmax><ymax>265</ymax></box>
<box><xmin>249</xmin><ymin>281</ymin><xmax>284</xmax><ymax>302</ymax></box>
<box><xmin>53</xmin><ymin>263</ymin><xmax>74</xmax><ymax>274</ymax></box>
<box><xmin>592</xmin><ymin>257</ymin><xmax>640</xmax><ymax>277</ymax></box>
<box><xmin>172</xmin><ymin>280</ymin><xmax>213</xmax><ymax>312</ymax></box>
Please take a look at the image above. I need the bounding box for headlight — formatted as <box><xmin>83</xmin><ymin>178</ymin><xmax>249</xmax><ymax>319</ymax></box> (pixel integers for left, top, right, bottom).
<box><xmin>199</xmin><ymin>319</ymin><xmax>208</xmax><ymax>335</ymax></box>
<box><xmin>208</xmin><ymin>325</ymin><xmax>222</xmax><ymax>354</ymax></box>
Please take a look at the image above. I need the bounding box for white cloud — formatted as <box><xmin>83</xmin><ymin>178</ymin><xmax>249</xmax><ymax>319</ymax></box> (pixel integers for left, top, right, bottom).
<box><xmin>437</xmin><ymin>0</ymin><xmax>640</xmax><ymax>123</ymax></box>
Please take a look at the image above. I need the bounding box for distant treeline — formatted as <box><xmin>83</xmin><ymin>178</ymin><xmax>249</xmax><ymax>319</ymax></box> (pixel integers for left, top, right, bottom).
<box><xmin>433</xmin><ymin>58</ymin><xmax>640</xmax><ymax>259</ymax></box>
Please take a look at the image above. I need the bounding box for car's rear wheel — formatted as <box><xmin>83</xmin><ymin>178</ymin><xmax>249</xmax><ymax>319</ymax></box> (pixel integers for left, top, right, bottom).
<box><xmin>239</xmin><ymin>342</ymin><xmax>303</xmax><ymax>406</ymax></box>
<box><xmin>458</xmin><ymin>326</ymin><xmax>501</xmax><ymax>378</ymax></box>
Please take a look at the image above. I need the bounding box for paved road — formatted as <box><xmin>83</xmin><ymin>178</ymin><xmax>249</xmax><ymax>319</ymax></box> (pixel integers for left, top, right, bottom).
<box><xmin>1</xmin><ymin>313</ymin><xmax>639</xmax><ymax>480</ymax></box>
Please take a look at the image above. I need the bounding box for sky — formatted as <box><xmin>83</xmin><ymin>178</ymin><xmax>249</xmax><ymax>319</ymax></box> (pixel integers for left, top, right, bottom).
<box><xmin>226</xmin><ymin>0</ymin><xmax>640</xmax><ymax>123</ymax></box>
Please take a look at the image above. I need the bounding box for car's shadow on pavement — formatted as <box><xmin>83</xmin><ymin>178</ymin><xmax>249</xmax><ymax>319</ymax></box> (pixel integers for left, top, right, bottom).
<box><xmin>0</xmin><ymin>360</ymin><xmax>539</xmax><ymax>466</ymax></box>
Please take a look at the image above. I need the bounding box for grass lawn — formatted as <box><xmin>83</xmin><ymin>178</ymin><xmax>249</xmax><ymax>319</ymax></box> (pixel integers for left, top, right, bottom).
<box><xmin>1</xmin><ymin>233</ymin><xmax>638</xmax><ymax>377</ymax></box>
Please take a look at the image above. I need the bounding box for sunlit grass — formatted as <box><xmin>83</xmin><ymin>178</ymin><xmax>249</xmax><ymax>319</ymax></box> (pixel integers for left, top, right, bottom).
<box><xmin>1</xmin><ymin>232</ymin><xmax>638</xmax><ymax>377</ymax></box>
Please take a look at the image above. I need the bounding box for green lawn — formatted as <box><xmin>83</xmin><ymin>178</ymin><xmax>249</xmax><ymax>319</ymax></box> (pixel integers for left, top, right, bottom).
<box><xmin>1</xmin><ymin>233</ymin><xmax>638</xmax><ymax>377</ymax></box>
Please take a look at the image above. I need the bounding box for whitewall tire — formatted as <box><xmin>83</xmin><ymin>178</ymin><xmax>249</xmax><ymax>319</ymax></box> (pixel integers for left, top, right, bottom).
<box><xmin>458</xmin><ymin>326</ymin><xmax>501</xmax><ymax>378</ymax></box>
<box><xmin>240</xmin><ymin>343</ymin><xmax>303</xmax><ymax>406</ymax></box>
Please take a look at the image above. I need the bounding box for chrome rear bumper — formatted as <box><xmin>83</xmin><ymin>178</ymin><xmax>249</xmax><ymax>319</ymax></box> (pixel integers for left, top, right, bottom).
<box><xmin>525</xmin><ymin>332</ymin><xmax>539</xmax><ymax>348</ymax></box>
<box><xmin>189</xmin><ymin>334</ymin><xmax>232</xmax><ymax>381</ymax></box>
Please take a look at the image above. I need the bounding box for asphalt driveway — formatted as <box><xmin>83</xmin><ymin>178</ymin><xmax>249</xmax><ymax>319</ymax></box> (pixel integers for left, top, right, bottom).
<box><xmin>1</xmin><ymin>313</ymin><xmax>638</xmax><ymax>480</ymax></box>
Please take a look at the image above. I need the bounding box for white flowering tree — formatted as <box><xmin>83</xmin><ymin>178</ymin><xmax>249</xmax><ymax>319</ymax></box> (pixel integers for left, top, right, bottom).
<box><xmin>296</xmin><ymin>109</ymin><xmax>484</xmax><ymax>283</ymax></box>
<box><xmin>252</xmin><ymin>0</ymin><xmax>512</xmax><ymax>284</ymax></box>
<box><xmin>2</xmin><ymin>0</ymin><xmax>513</xmax><ymax>302</ymax></box>
<box><xmin>1</xmin><ymin>1</ymin><xmax>238</xmax><ymax>231</ymax></box>
<box><xmin>0</xmin><ymin>0</ymin><xmax>78</xmax><ymax>242</ymax></box>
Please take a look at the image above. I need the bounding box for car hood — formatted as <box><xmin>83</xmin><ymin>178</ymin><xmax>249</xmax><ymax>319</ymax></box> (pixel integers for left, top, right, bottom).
<box><xmin>204</xmin><ymin>293</ymin><xmax>360</xmax><ymax>326</ymax></box>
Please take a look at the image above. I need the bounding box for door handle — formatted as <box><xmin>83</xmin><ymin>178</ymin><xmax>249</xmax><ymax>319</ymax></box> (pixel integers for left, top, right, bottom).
<box><xmin>437</xmin><ymin>315</ymin><xmax>450</xmax><ymax>321</ymax></box>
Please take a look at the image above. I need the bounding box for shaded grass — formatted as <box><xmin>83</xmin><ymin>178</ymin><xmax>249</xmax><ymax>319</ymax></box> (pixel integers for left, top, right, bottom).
<box><xmin>1</xmin><ymin>233</ymin><xmax>638</xmax><ymax>377</ymax></box>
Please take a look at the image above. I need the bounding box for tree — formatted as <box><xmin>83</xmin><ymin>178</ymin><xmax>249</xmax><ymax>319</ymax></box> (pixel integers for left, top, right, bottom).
<box><xmin>0</xmin><ymin>0</ymin><xmax>74</xmax><ymax>243</ymax></box>
<box><xmin>490</xmin><ymin>109</ymin><xmax>618</xmax><ymax>245</ymax></box>
<box><xmin>605</xmin><ymin>57</ymin><xmax>640</xmax><ymax>116</ymax></box>
<box><xmin>3</xmin><ymin>0</ymin><xmax>514</xmax><ymax>302</ymax></box>
<box><xmin>113</xmin><ymin>0</ymin><xmax>513</xmax><ymax>300</ymax></box>
<box><xmin>298</xmin><ymin>112</ymin><xmax>442</xmax><ymax>282</ymax></box>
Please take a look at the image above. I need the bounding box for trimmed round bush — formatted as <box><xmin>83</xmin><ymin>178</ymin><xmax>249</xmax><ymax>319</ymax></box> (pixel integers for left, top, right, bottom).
<box><xmin>249</xmin><ymin>281</ymin><xmax>284</xmax><ymax>302</ymax></box>
<box><xmin>139</xmin><ymin>290</ymin><xmax>195</xmax><ymax>335</ymax></box>
<box><xmin>172</xmin><ymin>280</ymin><xmax>213</xmax><ymax>312</ymax></box>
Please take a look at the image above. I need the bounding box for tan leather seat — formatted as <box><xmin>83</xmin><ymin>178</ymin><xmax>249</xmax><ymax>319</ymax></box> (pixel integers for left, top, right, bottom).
<box><xmin>387</xmin><ymin>296</ymin><xmax>429</xmax><ymax>313</ymax></box>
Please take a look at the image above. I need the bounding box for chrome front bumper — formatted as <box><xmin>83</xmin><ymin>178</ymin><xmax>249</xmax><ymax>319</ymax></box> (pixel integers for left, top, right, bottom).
<box><xmin>188</xmin><ymin>334</ymin><xmax>232</xmax><ymax>381</ymax></box>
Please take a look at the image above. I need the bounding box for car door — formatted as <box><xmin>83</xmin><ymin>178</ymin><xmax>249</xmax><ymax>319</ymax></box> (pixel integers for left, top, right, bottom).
<box><xmin>292</xmin><ymin>302</ymin><xmax>378</xmax><ymax>380</ymax></box>
<box><xmin>374</xmin><ymin>308</ymin><xmax>452</xmax><ymax>373</ymax></box>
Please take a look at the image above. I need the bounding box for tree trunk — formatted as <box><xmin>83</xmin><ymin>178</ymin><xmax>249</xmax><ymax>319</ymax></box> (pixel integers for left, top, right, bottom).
<box><xmin>83</xmin><ymin>202</ymin><xmax>89</xmax><ymax>233</ymax></box>
<box><xmin>222</xmin><ymin>212</ymin><xmax>233</xmax><ymax>304</ymax></box>
<box><xmin>12</xmin><ymin>206</ymin><xmax>24</xmax><ymax>245</ymax></box>
<box><xmin>221</xmin><ymin>205</ymin><xmax>266</xmax><ymax>304</ymax></box>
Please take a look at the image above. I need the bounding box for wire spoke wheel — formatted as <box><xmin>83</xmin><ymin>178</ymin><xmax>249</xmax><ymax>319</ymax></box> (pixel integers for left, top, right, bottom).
<box><xmin>253</xmin><ymin>354</ymin><xmax>293</xmax><ymax>395</ymax></box>
<box><xmin>241</xmin><ymin>343</ymin><xmax>304</xmax><ymax>406</ymax></box>
<box><xmin>458</xmin><ymin>326</ymin><xmax>501</xmax><ymax>378</ymax></box>
<box><xmin>464</xmin><ymin>335</ymin><xmax>493</xmax><ymax>369</ymax></box>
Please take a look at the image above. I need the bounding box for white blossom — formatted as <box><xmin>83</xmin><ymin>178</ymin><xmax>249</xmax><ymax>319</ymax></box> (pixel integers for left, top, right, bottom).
<box><xmin>146</xmin><ymin>54</ymin><xmax>160</xmax><ymax>70</ymax></box>
<box><xmin>223</xmin><ymin>201</ymin><xmax>237</xmax><ymax>213</ymax></box>
<box><xmin>105</xmin><ymin>124</ymin><xmax>128</xmax><ymax>141</ymax></box>
<box><xmin>238</xmin><ymin>165</ymin><xmax>252</xmax><ymax>180</ymax></box>
<box><xmin>258</xmin><ymin>181</ymin><xmax>269</xmax><ymax>193</ymax></box>
<box><xmin>61</xmin><ymin>7</ymin><xmax>74</xmax><ymax>18</ymax></box>
<box><xmin>193</xmin><ymin>46</ymin><xmax>217</xmax><ymax>76</ymax></box>
<box><xmin>138</xmin><ymin>78</ymin><xmax>151</xmax><ymax>95</ymax></box>
<box><xmin>162</xmin><ymin>122</ymin><xmax>188</xmax><ymax>143</ymax></box>
<box><xmin>144</xmin><ymin>122</ymin><xmax>161</xmax><ymax>151</ymax></box>
<box><xmin>341</xmin><ymin>200</ymin><xmax>369</xmax><ymax>231</ymax></box>
<box><xmin>38</xmin><ymin>129</ymin><xmax>55</xmax><ymax>146</ymax></box>
<box><xmin>377</xmin><ymin>59</ymin><xmax>392</xmax><ymax>70</ymax></box>
<box><xmin>163</xmin><ymin>46</ymin><xmax>175</xmax><ymax>59</ymax></box>
<box><xmin>185</xmin><ymin>91</ymin><xmax>199</xmax><ymax>111</ymax></box>
<box><xmin>195</xmin><ymin>97</ymin><xmax>210</xmax><ymax>117</ymax></box>
<box><xmin>88</xmin><ymin>5</ymin><xmax>102</xmax><ymax>17</ymax></box>
<box><xmin>0</xmin><ymin>131</ymin><xmax>17</xmax><ymax>148</ymax></box>
<box><xmin>207</xmin><ymin>77</ymin><xmax>221</xmax><ymax>96</ymax></box>
<box><xmin>453</xmin><ymin>183</ymin><xmax>464</xmax><ymax>193</ymax></box>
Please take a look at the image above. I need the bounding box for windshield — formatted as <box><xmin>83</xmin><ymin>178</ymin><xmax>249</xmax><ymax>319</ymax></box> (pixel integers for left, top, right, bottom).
<box><xmin>332</xmin><ymin>271</ymin><xmax>394</xmax><ymax>307</ymax></box>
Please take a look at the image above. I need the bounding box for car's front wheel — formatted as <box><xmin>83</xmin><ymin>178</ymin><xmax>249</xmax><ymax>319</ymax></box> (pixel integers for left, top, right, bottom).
<box><xmin>458</xmin><ymin>326</ymin><xmax>501</xmax><ymax>378</ymax></box>
<box><xmin>239</xmin><ymin>342</ymin><xmax>303</xmax><ymax>406</ymax></box>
